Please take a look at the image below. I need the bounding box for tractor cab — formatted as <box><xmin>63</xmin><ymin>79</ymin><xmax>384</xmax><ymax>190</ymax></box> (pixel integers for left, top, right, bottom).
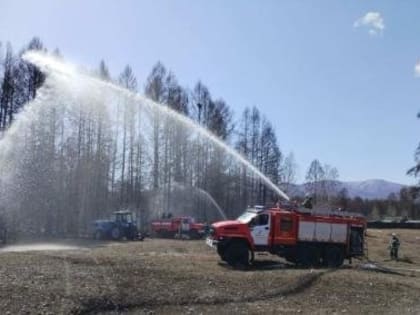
<box><xmin>112</xmin><ymin>211</ymin><xmax>134</xmax><ymax>224</ymax></box>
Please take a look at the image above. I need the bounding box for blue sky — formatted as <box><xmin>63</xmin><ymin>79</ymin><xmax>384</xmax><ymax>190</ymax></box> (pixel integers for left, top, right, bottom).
<box><xmin>1</xmin><ymin>0</ymin><xmax>420</xmax><ymax>185</ymax></box>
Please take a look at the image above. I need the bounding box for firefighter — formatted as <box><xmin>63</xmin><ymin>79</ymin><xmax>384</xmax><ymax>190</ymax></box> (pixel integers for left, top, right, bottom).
<box><xmin>181</xmin><ymin>218</ymin><xmax>190</xmax><ymax>237</ymax></box>
<box><xmin>176</xmin><ymin>218</ymin><xmax>189</xmax><ymax>240</ymax></box>
<box><xmin>204</xmin><ymin>222</ymin><xmax>210</xmax><ymax>236</ymax></box>
<box><xmin>388</xmin><ymin>233</ymin><xmax>400</xmax><ymax>260</ymax></box>
<box><xmin>302</xmin><ymin>195</ymin><xmax>313</xmax><ymax>209</ymax></box>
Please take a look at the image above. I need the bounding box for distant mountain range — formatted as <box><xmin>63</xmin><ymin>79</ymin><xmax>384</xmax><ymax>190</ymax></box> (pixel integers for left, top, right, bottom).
<box><xmin>287</xmin><ymin>179</ymin><xmax>406</xmax><ymax>200</ymax></box>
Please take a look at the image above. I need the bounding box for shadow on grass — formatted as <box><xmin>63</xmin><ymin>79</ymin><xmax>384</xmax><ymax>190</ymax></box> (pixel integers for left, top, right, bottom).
<box><xmin>217</xmin><ymin>259</ymin><xmax>348</xmax><ymax>272</ymax></box>
<box><xmin>218</xmin><ymin>259</ymin><xmax>291</xmax><ymax>271</ymax></box>
<box><xmin>72</xmin><ymin>268</ymin><xmax>338</xmax><ymax>315</ymax></box>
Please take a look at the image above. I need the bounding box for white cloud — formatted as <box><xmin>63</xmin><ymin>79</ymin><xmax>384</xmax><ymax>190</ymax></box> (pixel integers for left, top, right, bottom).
<box><xmin>354</xmin><ymin>12</ymin><xmax>385</xmax><ymax>36</ymax></box>
<box><xmin>414</xmin><ymin>61</ymin><xmax>420</xmax><ymax>77</ymax></box>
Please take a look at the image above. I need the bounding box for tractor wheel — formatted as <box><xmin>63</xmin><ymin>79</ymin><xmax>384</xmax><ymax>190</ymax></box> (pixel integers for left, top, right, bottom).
<box><xmin>324</xmin><ymin>246</ymin><xmax>345</xmax><ymax>268</ymax></box>
<box><xmin>128</xmin><ymin>230</ymin><xmax>138</xmax><ymax>241</ymax></box>
<box><xmin>224</xmin><ymin>240</ymin><xmax>252</xmax><ymax>268</ymax></box>
<box><xmin>111</xmin><ymin>227</ymin><xmax>121</xmax><ymax>241</ymax></box>
<box><xmin>94</xmin><ymin>230</ymin><xmax>103</xmax><ymax>240</ymax></box>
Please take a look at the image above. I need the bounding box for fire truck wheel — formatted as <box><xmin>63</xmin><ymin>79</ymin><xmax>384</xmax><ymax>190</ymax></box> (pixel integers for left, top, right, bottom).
<box><xmin>285</xmin><ymin>254</ymin><xmax>297</xmax><ymax>264</ymax></box>
<box><xmin>217</xmin><ymin>244</ymin><xmax>227</xmax><ymax>261</ymax></box>
<box><xmin>225</xmin><ymin>241</ymin><xmax>252</xmax><ymax>267</ymax></box>
<box><xmin>325</xmin><ymin>246</ymin><xmax>345</xmax><ymax>268</ymax></box>
<box><xmin>297</xmin><ymin>245</ymin><xmax>321</xmax><ymax>267</ymax></box>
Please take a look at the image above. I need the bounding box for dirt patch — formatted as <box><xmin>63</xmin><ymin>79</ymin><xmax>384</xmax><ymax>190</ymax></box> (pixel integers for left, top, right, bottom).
<box><xmin>0</xmin><ymin>233</ymin><xmax>420</xmax><ymax>314</ymax></box>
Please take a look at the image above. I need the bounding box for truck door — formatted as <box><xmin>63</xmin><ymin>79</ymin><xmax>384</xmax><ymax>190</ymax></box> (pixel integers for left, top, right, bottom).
<box><xmin>349</xmin><ymin>227</ymin><xmax>364</xmax><ymax>256</ymax></box>
<box><xmin>250</xmin><ymin>213</ymin><xmax>270</xmax><ymax>246</ymax></box>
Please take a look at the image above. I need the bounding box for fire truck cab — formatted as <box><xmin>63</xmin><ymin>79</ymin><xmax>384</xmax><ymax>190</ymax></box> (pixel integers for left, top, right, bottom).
<box><xmin>206</xmin><ymin>205</ymin><xmax>366</xmax><ymax>267</ymax></box>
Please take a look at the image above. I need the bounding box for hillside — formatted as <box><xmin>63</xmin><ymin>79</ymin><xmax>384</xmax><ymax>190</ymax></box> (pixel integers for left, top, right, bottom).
<box><xmin>342</xmin><ymin>179</ymin><xmax>405</xmax><ymax>199</ymax></box>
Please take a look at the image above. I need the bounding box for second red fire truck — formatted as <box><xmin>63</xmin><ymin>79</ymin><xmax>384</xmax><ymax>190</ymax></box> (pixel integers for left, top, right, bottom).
<box><xmin>151</xmin><ymin>216</ymin><xmax>206</xmax><ymax>239</ymax></box>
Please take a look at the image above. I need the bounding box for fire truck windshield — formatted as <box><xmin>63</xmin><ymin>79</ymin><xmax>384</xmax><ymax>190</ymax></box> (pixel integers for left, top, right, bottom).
<box><xmin>236</xmin><ymin>210</ymin><xmax>258</xmax><ymax>223</ymax></box>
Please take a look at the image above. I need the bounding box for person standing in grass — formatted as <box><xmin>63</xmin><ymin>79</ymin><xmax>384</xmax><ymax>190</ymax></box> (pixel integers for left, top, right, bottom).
<box><xmin>302</xmin><ymin>195</ymin><xmax>313</xmax><ymax>209</ymax></box>
<box><xmin>389</xmin><ymin>233</ymin><xmax>400</xmax><ymax>260</ymax></box>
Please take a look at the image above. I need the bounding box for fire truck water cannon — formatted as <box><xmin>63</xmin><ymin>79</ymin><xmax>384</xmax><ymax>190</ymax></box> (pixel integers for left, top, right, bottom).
<box><xmin>206</xmin><ymin>204</ymin><xmax>366</xmax><ymax>268</ymax></box>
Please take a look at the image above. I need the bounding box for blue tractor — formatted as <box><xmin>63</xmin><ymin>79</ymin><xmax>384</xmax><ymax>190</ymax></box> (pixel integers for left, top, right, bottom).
<box><xmin>92</xmin><ymin>210</ymin><xmax>143</xmax><ymax>241</ymax></box>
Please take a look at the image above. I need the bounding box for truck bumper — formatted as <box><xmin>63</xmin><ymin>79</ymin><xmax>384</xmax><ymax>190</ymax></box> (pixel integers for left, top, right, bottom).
<box><xmin>206</xmin><ymin>237</ymin><xmax>218</xmax><ymax>248</ymax></box>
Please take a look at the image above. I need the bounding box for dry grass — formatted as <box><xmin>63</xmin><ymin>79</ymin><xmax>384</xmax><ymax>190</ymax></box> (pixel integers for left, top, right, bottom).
<box><xmin>0</xmin><ymin>229</ymin><xmax>420</xmax><ymax>314</ymax></box>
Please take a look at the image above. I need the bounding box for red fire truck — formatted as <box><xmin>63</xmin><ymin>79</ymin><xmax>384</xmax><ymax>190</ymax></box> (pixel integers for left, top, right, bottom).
<box><xmin>206</xmin><ymin>205</ymin><xmax>366</xmax><ymax>267</ymax></box>
<box><xmin>151</xmin><ymin>216</ymin><xmax>206</xmax><ymax>239</ymax></box>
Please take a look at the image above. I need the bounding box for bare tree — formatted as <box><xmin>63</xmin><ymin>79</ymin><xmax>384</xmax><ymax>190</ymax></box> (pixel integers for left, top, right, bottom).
<box><xmin>118</xmin><ymin>65</ymin><xmax>138</xmax><ymax>205</ymax></box>
<box><xmin>305</xmin><ymin>159</ymin><xmax>325</xmax><ymax>203</ymax></box>
<box><xmin>145</xmin><ymin>62</ymin><xmax>167</xmax><ymax>191</ymax></box>
<box><xmin>280</xmin><ymin>152</ymin><xmax>297</xmax><ymax>196</ymax></box>
<box><xmin>323</xmin><ymin>164</ymin><xmax>339</xmax><ymax>201</ymax></box>
<box><xmin>0</xmin><ymin>43</ymin><xmax>14</xmax><ymax>130</ymax></box>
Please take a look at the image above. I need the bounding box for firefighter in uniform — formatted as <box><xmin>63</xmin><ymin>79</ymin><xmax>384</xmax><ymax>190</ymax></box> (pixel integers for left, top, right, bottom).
<box><xmin>389</xmin><ymin>233</ymin><xmax>400</xmax><ymax>260</ymax></box>
<box><xmin>178</xmin><ymin>218</ymin><xmax>190</xmax><ymax>239</ymax></box>
<box><xmin>302</xmin><ymin>195</ymin><xmax>313</xmax><ymax>209</ymax></box>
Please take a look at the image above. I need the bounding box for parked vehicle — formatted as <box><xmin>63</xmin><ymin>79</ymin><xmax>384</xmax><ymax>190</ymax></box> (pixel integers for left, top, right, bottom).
<box><xmin>151</xmin><ymin>216</ymin><xmax>206</xmax><ymax>239</ymax></box>
<box><xmin>206</xmin><ymin>205</ymin><xmax>366</xmax><ymax>267</ymax></box>
<box><xmin>92</xmin><ymin>210</ymin><xmax>143</xmax><ymax>241</ymax></box>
